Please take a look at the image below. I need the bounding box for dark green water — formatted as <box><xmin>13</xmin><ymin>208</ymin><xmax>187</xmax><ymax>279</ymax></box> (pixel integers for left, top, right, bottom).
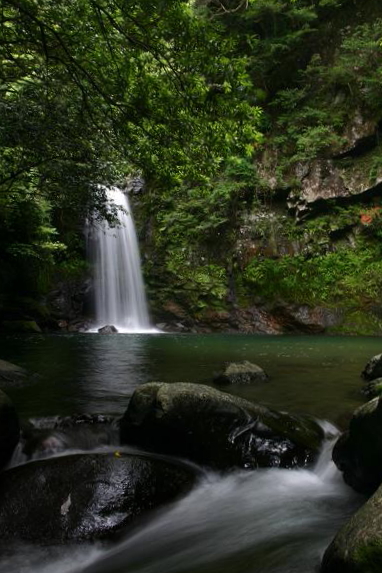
<box><xmin>0</xmin><ymin>333</ymin><xmax>379</xmax><ymax>425</ymax></box>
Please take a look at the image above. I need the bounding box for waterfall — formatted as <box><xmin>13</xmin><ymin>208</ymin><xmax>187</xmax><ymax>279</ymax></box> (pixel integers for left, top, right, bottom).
<box><xmin>91</xmin><ymin>187</ymin><xmax>152</xmax><ymax>333</ymax></box>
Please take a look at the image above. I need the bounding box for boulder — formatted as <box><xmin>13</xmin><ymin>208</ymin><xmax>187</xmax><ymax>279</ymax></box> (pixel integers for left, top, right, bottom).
<box><xmin>98</xmin><ymin>325</ymin><xmax>119</xmax><ymax>334</ymax></box>
<box><xmin>0</xmin><ymin>359</ymin><xmax>29</xmax><ymax>385</ymax></box>
<box><xmin>213</xmin><ymin>360</ymin><xmax>268</xmax><ymax>385</ymax></box>
<box><xmin>321</xmin><ymin>484</ymin><xmax>382</xmax><ymax>573</ymax></box>
<box><xmin>361</xmin><ymin>378</ymin><xmax>382</xmax><ymax>399</ymax></box>
<box><xmin>0</xmin><ymin>452</ymin><xmax>196</xmax><ymax>542</ymax></box>
<box><xmin>361</xmin><ymin>354</ymin><xmax>382</xmax><ymax>381</ymax></box>
<box><xmin>0</xmin><ymin>389</ymin><xmax>20</xmax><ymax>469</ymax></box>
<box><xmin>120</xmin><ymin>382</ymin><xmax>324</xmax><ymax>470</ymax></box>
<box><xmin>332</xmin><ymin>397</ymin><xmax>382</xmax><ymax>494</ymax></box>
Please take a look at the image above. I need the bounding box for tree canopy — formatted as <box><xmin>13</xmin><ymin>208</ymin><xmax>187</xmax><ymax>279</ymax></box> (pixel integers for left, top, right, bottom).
<box><xmin>0</xmin><ymin>0</ymin><xmax>261</xmax><ymax>295</ymax></box>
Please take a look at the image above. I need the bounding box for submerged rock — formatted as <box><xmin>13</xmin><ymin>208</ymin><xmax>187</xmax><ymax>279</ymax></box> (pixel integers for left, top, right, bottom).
<box><xmin>0</xmin><ymin>389</ymin><xmax>20</xmax><ymax>469</ymax></box>
<box><xmin>0</xmin><ymin>452</ymin><xmax>196</xmax><ymax>542</ymax></box>
<box><xmin>98</xmin><ymin>325</ymin><xmax>119</xmax><ymax>334</ymax></box>
<box><xmin>361</xmin><ymin>353</ymin><xmax>382</xmax><ymax>381</ymax></box>
<box><xmin>332</xmin><ymin>397</ymin><xmax>382</xmax><ymax>494</ymax></box>
<box><xmin>120</xmin><ymin>382</ymin><xmax>324</xmax><ymax>471</ymax></box>
<box><xmin>321</xmin><ymin>485</ymin><xmax>381</xmax><ymax>573</ymax></box>
<box><xmin>213</xmin><ymin>361</ymin><xmax>268</xmax><ymax>385</ymax></box>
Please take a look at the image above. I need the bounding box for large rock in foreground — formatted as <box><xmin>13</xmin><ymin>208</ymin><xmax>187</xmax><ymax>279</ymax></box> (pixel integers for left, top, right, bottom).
<box><xmin>0</xmin><ymin>388</ymin><xmax>20</xmax><ymax>469</ymax></box>
<box><xmin>120</xmin><ymin>382</ymin><xmax>324</xmax><ymax>470</ymax></box>
<box><xmin>333</xmin><ymin>397</ymin><xmax>382</xmax><ymax>494</ymax></box>
<box><xmin>0</xmin><ymin>452</ymin><xmax>196</xmax><ymax>542</ymax></box>
<box><xmin>321</xmin><ymin>485</ymin><xmax>382</xmax><ymax>573</ymax></box>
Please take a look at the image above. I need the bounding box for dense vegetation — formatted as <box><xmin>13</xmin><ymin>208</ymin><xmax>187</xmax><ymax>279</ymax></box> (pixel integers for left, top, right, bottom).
<box><xmin>0</xmin><ymin>0</ymin><xmax>259</xmax><ymax>320</ymax></box>
<box><xmin>1</xmin><ymin>0</ymin><xmax>382</xmax><ymax>332</ymax></box>
<box><xmin>136</xmin><ymin>0</ymin><xmax>382</xmax><ymax>333</ymax></box>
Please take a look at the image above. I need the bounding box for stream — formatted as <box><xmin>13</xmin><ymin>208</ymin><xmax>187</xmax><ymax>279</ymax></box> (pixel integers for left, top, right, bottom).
<box><xmin>0</xmin><ymin>333</ymin><xmax>376</xmax><ymax>572</ymax></box>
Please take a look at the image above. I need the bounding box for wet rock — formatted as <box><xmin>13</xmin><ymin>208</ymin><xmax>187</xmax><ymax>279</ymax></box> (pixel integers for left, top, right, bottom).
<box><xmin>0</xmin><ymin>359</ymin><xmax>29</xmax><ymax>385</ymax></box>
<box><xmin>0</xmin><ymin>389</ymin><xmax>20</xmax><ymax>469</ymax></box>
<box><xmin>361</xmin><ymin>378</ymin><xmax>382</xmax><ymax>399</ymax></box>
<box><xmin>98</xmin><ymin>325</ymin><xmax>119</xmax><ymax>334</ymax></box>
<box><xmin>321</xmin><ymin>485</ymin><xmax>381</xmax><ymax>573</ymax></box>
<box><xmin>120</xmin><ymin>382</ymin><xmax>324</xmax><ymax>471</ymax></box>
<box><xmin>21</xmin><ymin>415</ymin><xmax>118</xmax><ymax>460</ymax></box>
<box><xmin>332</xmin><ymin>397</ymin><xmax>382</xmax><ymax>494</ymax></box>
<box><xmin>213</xmin><ymin>361</ymin><xmax>268</xmax><ymax>385</ymax></box>
<box><xmin>0</xmin><ymin>452</ymin><xmax>196</xmax><ymax>542</ymax></box>
<box><xmin>361</xmin><ymin>354</ymin><xmax>382</xmax><ymax>381</ymax></box>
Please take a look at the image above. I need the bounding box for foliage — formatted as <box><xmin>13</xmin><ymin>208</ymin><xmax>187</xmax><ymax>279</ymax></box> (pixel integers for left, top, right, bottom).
<box><xmin>0</xmin><ymin>0</ymin><xmax>261</xmax><ymax>302</ymax></box>
<box><xmin>242</xmin><ymin>240</ymin><xmax>382</xmax><ymax>306</ymax></box>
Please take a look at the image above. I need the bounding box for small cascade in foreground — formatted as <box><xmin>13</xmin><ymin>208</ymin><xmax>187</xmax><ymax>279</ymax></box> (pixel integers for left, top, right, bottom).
<box><xmin>90</xmin><ymin>187</ymin><xmax>152</xmax><ymax>333</ymax></box>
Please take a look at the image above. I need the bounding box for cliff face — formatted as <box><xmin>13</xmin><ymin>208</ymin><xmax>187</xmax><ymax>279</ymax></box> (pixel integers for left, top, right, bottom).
<box><xmin>136</xmin><ymin>0</ymin><xmax>382</xmax><ymax>335</ymax></box>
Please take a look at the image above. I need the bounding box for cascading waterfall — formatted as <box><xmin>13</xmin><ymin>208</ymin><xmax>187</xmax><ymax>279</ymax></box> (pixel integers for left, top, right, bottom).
<box><xmin>91</xmin><ymin>187</ymin><xmax>152</xmax><ymax>332</ymax></box>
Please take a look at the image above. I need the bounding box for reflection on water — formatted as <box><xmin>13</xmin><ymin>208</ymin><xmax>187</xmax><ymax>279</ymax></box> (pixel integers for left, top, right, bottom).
<box><xmin>0</xmin><ymin>333</ymin><xmax>378</xmax><ymax>423</ymax></box>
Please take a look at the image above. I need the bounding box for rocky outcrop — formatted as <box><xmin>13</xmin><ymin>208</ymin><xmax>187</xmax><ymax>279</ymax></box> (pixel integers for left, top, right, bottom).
<box><xmin>154</xmin><ymin>301</ymin><xmax>343</xmax><ymax>335</ymax></box>
<box><xmin>46</xmin><ymin>276</ymin><xmax>92</xmax><ymax>325</ymax></box>
<box><xmin>361</xmin><ymin>354</ymin><xmax>382</xmax><ymax>381</ymax></box>
<box><xmin>321</xmin><ymin>484</ymin><xmax>382</xmax><ymax>573</ymax></box>
<box><xmin>0</xmin><ymin>389</ymin><xmax>20</xmax><ymax>469</ymax></box>
<box><xmin>0</xmin><ymin>452</ymin><xmax>196</xmax><ymax>542</ymax></box>
<box><xmin>120</xmin><ymin>382</ymin><xmax>324</xmax><ymax>470</ymax></box>
<box><xmin>332</xmin><ymin>397</ymin><xmax>382</xmax><ymax>494</ymax></box>
<box><xmin>213</xmin><ymin>360</ymin><xmax>268</xmax><ymax>385</ymax></box>
<box><xmin>288</xmin><ymin>155</ymin><xmax>382</xmax><ymax>220</ymax></box>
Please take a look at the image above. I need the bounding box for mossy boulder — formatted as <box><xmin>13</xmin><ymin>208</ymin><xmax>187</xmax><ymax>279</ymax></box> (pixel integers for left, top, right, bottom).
<box><xmin>120</xmin><ymin>382</ymin><xmax>324</xmax><ymax>471</ymax></box>
<box><xmin>321</xmin><ymin>485</ymin><xmax>382</xmax><ymax>573</ymax></box>
<box><xmin>361</xmin><ymin>378</ymin><xmax>382</xmax><ymax>399</ymax></box>
<box><xmin>333</xmin><ymin>397</ymin><xmax>382</xmax><ymax>494</ymax></box>
<box><xmin>362</xmin><ymin>354</ymin><xmax>382</xmax><ymax>381</ymax></box>
<box><xmin>0</xmin><ymin>388</ymin><xmax>20</xmax><ymax>469</ymax></box>
<box><xmin>0</xmin><ymin>452</ymin><xmax>196</xmax><ymax>542</ymax></box>
<box><xmin>213</xmin><ymin>360</ymin><xmax>268</xmax><ymax>385</ymax></box>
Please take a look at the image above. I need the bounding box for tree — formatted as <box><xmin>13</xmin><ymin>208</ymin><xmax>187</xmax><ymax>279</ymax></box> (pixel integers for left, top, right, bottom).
<box><xmin>0</xmin><ymin>0</ymin><xmax>261</xmax><ymax>299</ymax></box>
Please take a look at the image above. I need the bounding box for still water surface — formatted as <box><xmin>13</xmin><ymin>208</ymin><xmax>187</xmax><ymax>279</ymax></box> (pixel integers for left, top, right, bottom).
<box><xmin>0</xmin><ymin>333</ymin><xmax>379</xmax><ymax>424</ymax></box>
<box><xmin>0</xmin><ymin>333</ymin><xmax>378</xmax><ymax>573</ymax></box>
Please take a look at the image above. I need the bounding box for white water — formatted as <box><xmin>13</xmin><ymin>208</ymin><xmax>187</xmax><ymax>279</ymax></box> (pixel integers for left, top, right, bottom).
<box><xmin>91</xmin><ymin>187</ymin><xmax>154</xmax><ymax>333</ymax></box>
<box><xmin>0</xmin><ymin>434</ymin><xmax>362</xmax><ymax>573</ymax></box>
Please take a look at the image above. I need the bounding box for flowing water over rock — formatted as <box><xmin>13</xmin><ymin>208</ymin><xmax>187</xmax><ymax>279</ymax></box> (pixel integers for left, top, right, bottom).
<box><xmin>0</xmin><ymin>433</ymin><xmax>362</xmax><ymax>573</ymax></box>
<box><xmin>90</xmin><ymin>187</ymin><xmax>152</xmax><ymax>333</ymax></box>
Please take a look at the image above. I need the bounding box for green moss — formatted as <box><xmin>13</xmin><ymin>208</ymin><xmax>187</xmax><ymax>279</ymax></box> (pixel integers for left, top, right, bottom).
<box><xmin>329</xmin><ymin>310</ymin><xmax>382</xmax><ymax>336</ymax></box>
<box><xmin>354</xmin><ymin>541</ymin><xmax>382</xmax><ymax>572</ymax></box>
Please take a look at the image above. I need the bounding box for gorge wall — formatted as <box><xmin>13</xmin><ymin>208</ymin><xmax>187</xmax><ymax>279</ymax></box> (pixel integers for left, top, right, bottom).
<box><xmin>133</xmin><ymin>0</ymin><xmax>382</xmax><ymax>335</ymax></box>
